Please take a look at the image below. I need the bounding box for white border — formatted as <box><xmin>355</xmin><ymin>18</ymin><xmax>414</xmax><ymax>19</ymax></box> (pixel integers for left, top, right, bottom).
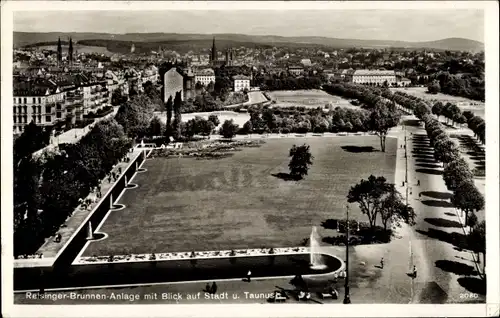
<box><xmin>2</xmin><ymin>1</ymin><xmax>498</xmax><ymax>318</ymax></box>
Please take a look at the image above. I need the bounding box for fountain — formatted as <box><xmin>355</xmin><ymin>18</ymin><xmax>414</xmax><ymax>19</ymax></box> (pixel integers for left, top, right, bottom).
<box><xmin>310</xmin><ymin>226</ymin><xmax>327</xmax><ymax>270</ymax></box>
<box><xmin>124</xmin><ymin>175</ymin><xmax>128</xmax><ymax>186</ymax></box>
<box><xmin>110</xmin><ymin>194</ymin><xmax>113</xmax><ymax>210</ymax></box>
<box><xmin>140</xmin><ymin>139</ymin><xmax>145</xmax><ymax>148</ymax></box>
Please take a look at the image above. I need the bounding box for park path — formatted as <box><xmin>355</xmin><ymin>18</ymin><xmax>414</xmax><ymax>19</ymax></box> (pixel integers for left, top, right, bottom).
<box><xmin>399</xmin><ymin>116</ymin><xmax>485</xmax><ymax>303</ymax></box>
<box><xmin>20</xmin><ymin>148</ymin><xmax>144</xmax><ymax>262</ymax></box>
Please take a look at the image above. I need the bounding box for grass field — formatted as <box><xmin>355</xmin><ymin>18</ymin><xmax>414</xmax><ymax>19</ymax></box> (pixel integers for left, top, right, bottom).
<box><xmin>390</xmin><ymin>87</ymin><xmax>484</xmax><ymax>118</ymax></box>
<box><xmin>83</xmin><ymin>136</ymin><xmax>397</xmax><ymax>256</ymax></box>
<box><xmin>269</xmin><ymin>89</ymin><xmax>357</xmax><ymax>109</ymax></box>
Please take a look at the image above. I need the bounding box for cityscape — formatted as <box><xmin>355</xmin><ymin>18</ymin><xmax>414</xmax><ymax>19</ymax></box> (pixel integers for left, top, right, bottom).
<box><xmin>4</xmin><ymin>4</ymin><xmax>497</xmax><ymax>317</ymax></box>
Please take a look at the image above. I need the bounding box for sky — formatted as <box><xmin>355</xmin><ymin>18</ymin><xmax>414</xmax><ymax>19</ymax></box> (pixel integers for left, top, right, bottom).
<box><xmin>14</xmin><ymin>10</ymin><xmax>484</xmax><ymax>43</ymax></box>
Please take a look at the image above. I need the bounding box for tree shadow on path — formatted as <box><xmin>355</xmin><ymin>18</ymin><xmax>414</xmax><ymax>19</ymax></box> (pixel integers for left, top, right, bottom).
<box><xmin>424</xmin><ymin>218</ymin><xmax>462</xmax><ymax>228</ymax></box>
<box><xmin>417</xmin><ymin>163</ymin><xmax>442</xmax><ymax>169</ymax></box>
<box><xmin>457</xmin><ymin>277</ymin><xmax>486</xmax><ymax>295</ymax></box>
<box><xmin>416</xmin><ymin>228</ymin><xmax>468</xmax><ymax>250</ymax></box>
<box><xmin>416</xmin><ymin>168</ymin><xmax>443</xmax><ymax>175</ymax></box>
<box><xmin>420</xmin><ymin>191</ymin><xmax>453</xmax><ymax>200</ymax></box>
<box><xmin>435</xmin><ymin>260</ymin><xmax>478</xmax><ymax>276</ymax></box>
<box><xmin>421</xmin><ymin>199</ymin><xmax>453</xmax><ymax>208</ymax></box>
<box><xmin>413</xmin><ymin>154</ymin><xmax>436</xmax><ymax>160</ymax></box>
<box><xmin>415</xmin><ymin>158</ymin><xmax>438</xmax><ymax>164</ymax></box>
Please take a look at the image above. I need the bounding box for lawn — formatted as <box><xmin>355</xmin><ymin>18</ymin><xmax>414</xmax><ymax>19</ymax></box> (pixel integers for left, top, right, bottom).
<box><xmin>82</xmin><ymin>136</ymin><xmax>397</xmax><ymax>256</ymax></box>
<box><xmin>390</xmin><ymin>87</ymin><xmax>484</xmax><ymax>119</ymax></box>
<box><xmin>268</xmin><ymin>89</ymin><xmax>358</xmax><ymax>109</ymax></box>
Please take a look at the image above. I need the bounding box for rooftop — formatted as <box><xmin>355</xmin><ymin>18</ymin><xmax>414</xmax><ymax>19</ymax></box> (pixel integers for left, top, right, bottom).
<box><xmin>232</xmin><ymin>75</ymin><xmax>250</xmax><ymax>81</ymax></box>
<box><xmin>194</xmin><ymin>68</ymin><xmax>215</xmax><ymax>76</ymax></box>
<box><xmin>353</xmin><ymin>70</ymin><xmax>395</xmax><ymax>76</ymax></box>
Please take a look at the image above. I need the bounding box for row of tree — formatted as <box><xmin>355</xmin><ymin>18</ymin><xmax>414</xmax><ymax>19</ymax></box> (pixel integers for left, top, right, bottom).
<box><xmin>423</xmin><ymin>115</ymin><xmax>484</xmax><ymax>221</ymax></box>
<box><xmin>390</xmin><ymin>87</ymin><xmax>485</xmax><ymax>270</ymax></box>
<box><xmin>431</xmin><ymin>101</ymin><xmax>485</xmax><ymax>144</ymax></box>
<box><xmin>323</xmin><ymin>82</ymin><xmax>387</xmax><ymax>109</ymax></box>
<box><xmin>14</xmin><ymin>119</ymin><xmax>132</xmax><ymax>255</ymax></box>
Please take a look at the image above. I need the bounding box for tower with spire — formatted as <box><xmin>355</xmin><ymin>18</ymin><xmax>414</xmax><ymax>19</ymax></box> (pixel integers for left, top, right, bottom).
<box><xmin>210</xmin><ymin>37</ymin><xmax>217</xmax><ymax>62</ymax></box>
<box><xmin>68</xmin><ymin>37</ymin><xmax>74</xmax><ymax>66</ymax></box>
<box><xmin>57</xmin><ymin>37</ymin><xmax>62</xmax><ymax>67</ymax></box>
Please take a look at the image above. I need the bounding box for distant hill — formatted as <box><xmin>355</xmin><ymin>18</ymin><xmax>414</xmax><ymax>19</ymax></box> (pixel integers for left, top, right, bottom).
<box><xmin>14</xmin><ymin>32</ymin><xmax>484</xmax><ymax>53</ymax></box>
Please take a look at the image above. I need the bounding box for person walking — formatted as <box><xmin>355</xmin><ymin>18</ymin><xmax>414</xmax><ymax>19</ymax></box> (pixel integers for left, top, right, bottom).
<box><xmin>246</xmin><ymin>270</ymin><xmax>252</xmax><ymax>282</ymax></box>
<box><xmin>205</xmin><ymin>283</ymin><xmax>211</xmax><ymax>293</ymax></box>
<box><xmin>412</xmin><ymin>265</ymin><xmax>417</xmax><ymax>279</ymax></box>
<box><xmin>211</xmin><ymin>282</ymin><xmax>218</xmax><ymax>294</ymax></box>
<box><xmin>417</xmin><ymin>179</ymin><xmax>420</xmax><ymax>186</ymax></box>
<box><xmin>380</xmin><ymin>257</ymin><xmax>384</xmax><ymax>269</ymax></box>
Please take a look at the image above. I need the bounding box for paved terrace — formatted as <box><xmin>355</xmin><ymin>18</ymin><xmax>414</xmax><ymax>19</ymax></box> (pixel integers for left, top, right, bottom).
<box><xmin>14</xmin><ymin>147</ymin><xmax>144</xmax><ymax>269</ymax></box>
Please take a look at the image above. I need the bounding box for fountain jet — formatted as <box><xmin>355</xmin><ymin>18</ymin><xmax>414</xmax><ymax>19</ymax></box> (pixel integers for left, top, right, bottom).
<box><xmin>310</xmin><ymin>226</ymin><xmax>327</xmax><ymax>270</ymax></box>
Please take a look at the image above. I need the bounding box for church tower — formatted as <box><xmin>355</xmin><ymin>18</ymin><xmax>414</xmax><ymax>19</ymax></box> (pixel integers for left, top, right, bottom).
<box><xmin>68</xmin><ymin>37</ymin><xmax>74</xmax><ymax>66</ymax></box>
<box><xmin>210</xmin><ymin>37</ymin><xmax>217</xmax><ymax>62</ymax></box>
<box><xmin>57</xmin><ymin>37</ymin><xmax>62</xmax><ymax>66</ymax></box>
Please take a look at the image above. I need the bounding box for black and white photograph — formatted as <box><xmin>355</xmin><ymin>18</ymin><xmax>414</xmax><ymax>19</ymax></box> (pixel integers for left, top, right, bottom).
<box><xmin>1</xmin><ymin>1</ymin><xmax>499</xmax><ymax>317</ymax></box>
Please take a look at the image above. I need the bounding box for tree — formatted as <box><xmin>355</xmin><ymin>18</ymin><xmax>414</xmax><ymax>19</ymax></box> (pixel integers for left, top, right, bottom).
<box><xmin>431</xmin><ymin>102</ymin><xmax>444</xmax><ymax>120</ymax></box>
<box><xmin>288</xmin><ymin>144</ymin><xmax>314</xmax><ymax>180</ymax></box>
<box><xmin>347</xmin><ymin>175</ymin><xmax>393</xmax><ymax>231</ymax></box>
<box><xmin>443</xmin><ymin>158</ymin><xmax>474</xmax><ymax>191</ymax></box>
<box><xmin>208</xmin><ymin>114</ymin><xmax>220</xmax><ymax>127</ymax></box>
<box><xmin>427</xmin><ymin>81</ymin><xmax>441</xmax><ymax>94</ymax></box>
<box><xmin>434</xmin><ymin>138</ymin><xmax>460</xmax><ymax>165</ymax></box>
<box><xmin>220</xmin><ymin>119</ymin><xmax>239</xmax><ymax>139</ymax></box>
<box><xmin>451</xmin><ymin>181</ymin><xmax>484</xmax><ymax>227</ymax></box>
<box><xmin>172</xmin><ymin>91</ymin><xmax>183</xmax><ymax>140</ymax></box>
<box><xmin>111</xmin><ymin>87</ymin><xmax>128</xmax><ymax>106</ymax></box>
<box><xmin>199</xmin><ymin>119</ymin><xmax>215</xmax><ymax>137</ymax></box>
<box><xmin>379</xmin><ymin>189</ymin><xmax>416</xmax><ymax>231</ymax></box>
<box><xmin>14</xmin><ymin>121</ymin><xmax>51</xmax><ymax>164</ymax></box>
<box><xmin>467</xmin><ymin>220</ymin><xmax>485</xmax><ymax>277</ymax></box>
<box><xmin>149</xmin><ymin>116</ymin><xmax>164</xmax><ymax>137</ymax></box>
<box><xmin>368</xmin><ymin>102</ymin><xmax>401</xmax><ymax>152</ymax></box>
<box><xmin>115</xmin><ymin>94</ymin><xmax>155</xmax><ymax>138</ymax></box>
<box><xmin>165</xmin><ymin>96</ymin><xmax>173</xmax><ymax>141</ymax></box>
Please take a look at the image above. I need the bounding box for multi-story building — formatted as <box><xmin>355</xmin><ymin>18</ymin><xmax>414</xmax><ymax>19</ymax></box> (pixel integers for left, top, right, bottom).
<box><xmin>164</xmin><ymin>67</ymin><xmax>184</xmax><ymax>102</ymax></box>
<box><xmin>13</xmin><ymin>78</ymin><xmax>66</xmax><ymax>135</ymax></box>
<box><xmin>232</xmin><ymin>75</ymin><xmax>250</xmax><ymax>92</ymax></box>
<box><xmin>349</xmin><ymin>70</ymin><xmax>396</xmax><ymax>85</ymax></box>
<box><xmin>288</xmin><ymin>65</ymin><xmax>304</xmax><ymax>76</ymax></box>
<box><xmin>194</xmin><ymin>68</ymin><xmax>215</xmax><ymax>87</ymax></box>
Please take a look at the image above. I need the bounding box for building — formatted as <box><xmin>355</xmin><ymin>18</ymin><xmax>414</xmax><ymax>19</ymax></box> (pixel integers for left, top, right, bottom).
<box><xmin>350</xmin><ymin>69</ymin><xmax>396</xmax><ymax>85</ymax></box>
<box><xmin>13</xmin><ymin>78</ymin><xmax>66</xmax><ymax>135</ymax></box>
<box><xmin>301</xmin><ymin>59</ymin><xmax>312</xmax><ymax>67</ymax></box>
<box><xmin>194</xmin><ymin>68</ymin><xmax>215</xmax><ymax>87</ymax></box>
<box><xmin>397</xmin><ymin>77</ymin><xmax>412</xmax><ymax>87</ymax></box>
<box><xmin>210</xmin><ymin>37</ymin><xmax>217</xmax><ymax>63</ymax></box>
<box><xmin>232</xmin><ymin>75</ymin><xmax>250</xmax><ymax>92</ymax></box>
<box><xmin>323</xmin><ymin>69</ymin><xmax>336</xmax><ymax>81</ymax></box>
<box><xmin>288</xmin><ymin>65</ymin><xmax>304</xmax><ymax>76</ymax></box>
<box><xmin>164</xmin><ymin>68</ymin><xmax>184</xmax><ymax>102</ymax></box>
<box><xmin>225</xmin><ymin>48</ymin><xmax>234</xmax><ymax>66</ymax></box>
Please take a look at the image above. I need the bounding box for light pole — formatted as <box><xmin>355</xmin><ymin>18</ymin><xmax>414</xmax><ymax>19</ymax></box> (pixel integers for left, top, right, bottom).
<box><xmin>343</xmin><ymin>204</ymin><xmax>351</xmax><ymax>304</ymax></box>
